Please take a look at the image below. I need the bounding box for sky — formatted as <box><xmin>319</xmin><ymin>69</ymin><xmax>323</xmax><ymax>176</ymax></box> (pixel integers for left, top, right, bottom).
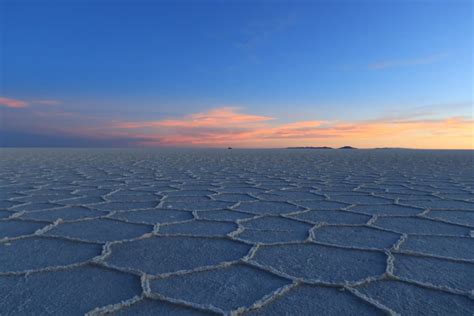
<box><xmin>0</xmin><ymin>0</ymin><xmax>473</xmax><ymax>148</ymax></box>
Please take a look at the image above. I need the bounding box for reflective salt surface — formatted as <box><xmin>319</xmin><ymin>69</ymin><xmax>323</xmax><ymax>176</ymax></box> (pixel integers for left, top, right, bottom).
<box><xmin>0</xmin><ymin>148</ymin><xmax>473</xmax><ymax>315</ymax></box>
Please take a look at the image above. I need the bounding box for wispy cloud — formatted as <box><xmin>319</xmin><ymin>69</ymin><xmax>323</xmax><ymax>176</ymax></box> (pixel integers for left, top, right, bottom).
<box><xmin>34</xmin><ymin>99</ymin><xmax>61</xmax><ymax>106</ymax></box>
<box><xmin>235</xmin><ymin>14</ymin><xmax>297</xmax><ymax>51</ymax></box>
<box><xmin>0</xmin><ymin>96</ymin><xmax>61</xmax><ymax>108</ymax></box>
<box><xmin>115</xmin><ymin>107</ymin><xmax>274</xmax><ymax>129</ymax></box>
<box><xmin>369</xmin><ymin>53</ymin><xmax>447</xmax><ymax>70</ymax></box>
<box><xmin>0</xmin><ymin>97</ymin><xmax>29</xmax><ymax>108</ymax></box>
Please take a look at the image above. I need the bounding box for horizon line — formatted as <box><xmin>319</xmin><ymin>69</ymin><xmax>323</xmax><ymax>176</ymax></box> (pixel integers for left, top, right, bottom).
<box><xmin>1</xmin><ymin>146</ymin><xmax>473</xmax><ymax>151</ymax></box>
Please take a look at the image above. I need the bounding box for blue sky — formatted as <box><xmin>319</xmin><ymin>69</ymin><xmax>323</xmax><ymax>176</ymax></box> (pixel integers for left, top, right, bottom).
<box><xmin>1</xmin><ymin>0</ymin><xmax>473</xmax><ymax>148</ymax></box>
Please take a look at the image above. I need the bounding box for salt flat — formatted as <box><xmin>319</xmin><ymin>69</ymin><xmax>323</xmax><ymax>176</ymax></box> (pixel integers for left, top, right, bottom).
<box><xmin>0</xmin><ymin>148</ymin><xmax>473</xmax><ymax>315</ymax></box>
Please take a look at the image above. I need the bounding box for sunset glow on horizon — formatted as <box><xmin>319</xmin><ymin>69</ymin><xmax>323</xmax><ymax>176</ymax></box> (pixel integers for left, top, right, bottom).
<box><xmin>1</xmin><ymin>100</ymin><xmax>473</xmax><ymax>149</ymax></box>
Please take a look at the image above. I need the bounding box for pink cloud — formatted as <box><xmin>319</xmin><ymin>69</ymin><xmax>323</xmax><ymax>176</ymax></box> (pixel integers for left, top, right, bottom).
<box><xmin>0</xmin><ymin>97</ymin><xmax>29</xmax><ymax>108</ymax></box>
<box><xmin>115</xmin><ymin>107</ymin><xmax>274</xmax><ymax>129</ymax></box>
<box><xmin>0</xmin><ymin>96</ymin><xmax>61</xmax><ymax>108</ymax></box>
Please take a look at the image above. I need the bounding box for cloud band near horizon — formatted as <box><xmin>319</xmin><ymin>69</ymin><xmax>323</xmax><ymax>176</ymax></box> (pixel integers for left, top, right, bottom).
<box><xmin>1</xmin><ymin>99</ymin><xmax>472</xmax><ymax>149</ymax></box>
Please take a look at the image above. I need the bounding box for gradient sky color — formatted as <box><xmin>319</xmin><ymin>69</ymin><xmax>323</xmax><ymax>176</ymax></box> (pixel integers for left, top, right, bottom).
<box><xmin>1</xmin><ymin>0</ymin><xmax>473</xmax><ymax>148</ymax></box>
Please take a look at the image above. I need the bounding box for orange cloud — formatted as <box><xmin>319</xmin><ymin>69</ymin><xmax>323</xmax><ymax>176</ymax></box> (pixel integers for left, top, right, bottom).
<box><xmin>0</xmin><ymin>97</ymin><xmax>28</xmax><ymax>108</ymax></box>
<box><xmin>115</xmin><ymin>107</ymin><xmax>274</xmax><ymax>129</ymax></box>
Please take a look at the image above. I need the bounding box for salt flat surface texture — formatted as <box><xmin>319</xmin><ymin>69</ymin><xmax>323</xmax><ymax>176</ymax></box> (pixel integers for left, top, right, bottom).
<box><xmin>0</xmin><ymin>148</ymin><xmax>473</xmax><ymax>315</ymax></box>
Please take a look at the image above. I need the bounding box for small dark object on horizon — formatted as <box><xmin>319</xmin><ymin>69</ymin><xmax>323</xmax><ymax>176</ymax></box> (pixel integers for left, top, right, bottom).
<box><xmin>339</xmin><ymin>146</ymin><xmax>357</xmax><ymax>150</ymax></box>
<box><xmin>228</xmin><ymin>147</ymin><xmax>233</xmax><ymax>149</ymax></box>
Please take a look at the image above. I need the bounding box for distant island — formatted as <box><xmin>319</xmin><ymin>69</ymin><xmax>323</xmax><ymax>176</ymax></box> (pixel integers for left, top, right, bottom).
<box><xmin>287</xmin><ymin>146</ymin><xmax>358</xmax><ymax>150</ymax></box>
<box><xmin>338</xmin><ymin>146</ymin><xmax>357</xmax><ymax>149</ymax></box>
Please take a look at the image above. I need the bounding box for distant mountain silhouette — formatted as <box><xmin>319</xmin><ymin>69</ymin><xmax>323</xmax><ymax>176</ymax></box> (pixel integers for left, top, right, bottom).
<box><xmin>338</xmin><ymin>146</ymin><xmax>357</xmax><ymax>149</ymax></box>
